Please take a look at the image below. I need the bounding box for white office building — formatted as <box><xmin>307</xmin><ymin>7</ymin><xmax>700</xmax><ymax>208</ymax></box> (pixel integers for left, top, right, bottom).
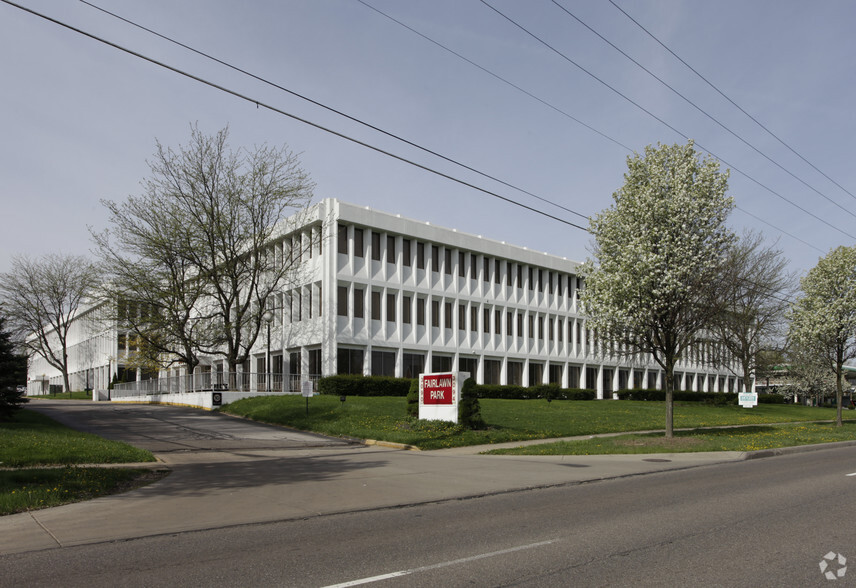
<box><xmin>27</xmin><ymin>198</ymin><xmax>742</xmax><ymax>399</ymax></box>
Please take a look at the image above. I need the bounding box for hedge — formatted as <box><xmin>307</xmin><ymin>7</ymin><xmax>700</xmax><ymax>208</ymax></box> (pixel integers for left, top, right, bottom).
<box><xmin>317</xmin><ymin>375</ymin><xmax>414</xmax><ymax>397</ymax></box>
<box><xmin>473</xmin><ymin>383</ymin><xmax>595</xmax><ymax>401</ymax></box>
<box><xmin>615</xmin><ymin>389</ymin><xmax>786</xmax><ymax>405</ymax></box>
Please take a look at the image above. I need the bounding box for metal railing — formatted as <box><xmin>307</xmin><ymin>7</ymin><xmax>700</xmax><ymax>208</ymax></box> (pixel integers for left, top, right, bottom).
<box><xmin>111</xmin><ymin>372</ymin><xmax>321</xmax><ymax>398</ymax></box>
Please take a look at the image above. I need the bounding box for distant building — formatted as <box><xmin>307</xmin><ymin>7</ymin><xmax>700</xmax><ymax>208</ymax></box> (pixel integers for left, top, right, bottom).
<box><xmin>28</xmin><ymin>199</ymin><xmax>741</xmax><ymax>399</ymax></box>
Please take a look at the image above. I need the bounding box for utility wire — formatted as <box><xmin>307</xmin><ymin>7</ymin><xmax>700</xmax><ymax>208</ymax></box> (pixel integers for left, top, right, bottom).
<box><xmin>608</xmin><ymin>0</ymin><xmax>856</xmax><ymax>203</ymax></box>
<box><xmin>80</xmin><ymin>0</ymin><xmax>589</xmax><ymax>223</ymax></box>
<box><xmin>480</xmin><ymin>0</ymin><xmax>856</xmax><ymax>242</ymax></box>
<box><xmin>0</xmin><ymin>0</ymin><xmax>587</xmax><ymax>233</ymax></box>
<box><xmin>550</xmin><ymin>0</ymin><xmax>856</xmax><ymax>221</ymax></box>
<box><xmin>355</xmin><ymin>0</ymin><xmax>823</xmax><ymax>252</ymax></box>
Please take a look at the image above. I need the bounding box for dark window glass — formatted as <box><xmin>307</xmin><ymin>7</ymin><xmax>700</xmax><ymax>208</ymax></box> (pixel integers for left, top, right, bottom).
<box><xmin>445</xmin><ymin>302</ymin><xmax>452</xmax><ymax>329</ymax></box>
<box><xmin>337</xmin><ymin>224</ymin><xmax>348</xmax><ymax>255</ymax></box>
<box><xmin>431</xmin><ymin>299</ymin><xmax>440</xmax><ymax>328</ymax></box>
<box><xmin>353</xmin><ymin>228</ymin><xmax>364</xmax><ymax>258</ymax></box>
<box><xmin>444</xmin><ymin>249</ymin><xmax>452</xmax><ymax>275</ymax></box>
<box><xmin>353</xmin><ymin>288</ymin><xmax>364</xmax><ymax>319</ymax></box>
<box><xmin>417</xmin><ymin>298</ymin><xmax>425</xmax><ymax>326</ymax></box>
<box><xmin>371</xmin><ymin>350</ymin><xmax>395</xmax><ymax>377</ymax></box>
<box><xmin>371</xmin><ymin>291</ymin><xmax>381</xmax><ymax>320</ymax></box>
<box><xmin>403</xmin><ymin>296</ymin><xmax>412</xmax><ymax>324</ymax></box>
<box><xmin>402</xmin><ymin>353</ymin><xmax>424</xmax><ymax>379</ymax></box>
<box><xmin>432</xmin><ymin>246</ymin><xmax>440</xmax><ymax>272</ymax></box>
<box><xmin>459</xmin><ymin>251</ymin><xmax>465</xmax><ymax>277</ymax></box>
<box><xmin>386</xmin><ymin>293</ymin><xmax>395</xmax><ymax>322</ymax></box>
<box><xmin>387</xmin><ymin>235</ymin><xmax>395</xmax><ymax>264</ymax></box>
<box><xmin>337</xmin><ymin>286</ymin><xmax>348</xmax><ymax>317</ymax></box>
<box><xmin>337</xmin><ymin>348</ymin><xmax>364</xmax><ymax>375</ymax></box>
<box><xmin>371</xmin><ymin>232</ymin><xmax>381</xmax><ymax>261</ymax></box>
<box><xmin>402</xmin><ymin>239</ymin><xmax>411</xmax><ymax>267</ymax></box>
<box><xmin>417</xmin><ymin>242</ymin><xmax>425</xmax><ymax>269</ymax></box>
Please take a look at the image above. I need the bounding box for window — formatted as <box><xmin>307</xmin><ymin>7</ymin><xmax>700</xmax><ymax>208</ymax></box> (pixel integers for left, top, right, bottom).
<box><xmin>539</xmin><ymin>269</ymin><xmax>544</xmax><ymax>293</ymax></box>
<box><xmin>353</xmin><ymin>228</ymin><xmax>364</xmax><ymax>258</ymax></box>
<box><xmin>549</xmin><ymin>364</ymin><xmax>562</xmax><ymax>385</ymax></box>
<box><xmin>517</xmin><ymin>313</ymin><xmax>523</xmax><ymax>338</ymax></box>
<box><xmin>417</xmin><ymin>298</ymin><xmax>425</xmax><ymax>326</ymax></box>
<box><xmin>432</xmin><ymin>245</ymin><xmax>440</xmax><ymax>272</ymax></box>
<box><xmin>507</xmin><ymin>361</ymin><xmax>523</xmax><ymax>386</ymax></box>
<box><xmin>471</xmin><ymin>306</ymin><xmax>478</xmax><ymax>332</ymax></box>
<box><xmin>558</xmin><ymin>318</ymin><xmax>563</xmax><ymax>342</ymax></box>
<box><xmin>371</xmin><ymin>232</ymin><xmax>381</xmax><ymax>261</ymax></box>
<box><xmin>386</xmin><ymin>293</ymin><xmax>395</xmax><ymax>322</ymax></box>
<box><xmin>371</xmin><ymin>291</ymin><xmax>381</xmax><ymax>320</ymax></box>
<box><xmin>528</xmin><ymin>267</ymin><xmax>534</xmax><ymax>290</ymax></box>
<box><xmin>483</xmin><ymin>307</ymin><xmax>490</xmax><ymax>333</ymax></box>
<box><xmin>444</xmin><ymin>248</ymin><xmax>452</xmax><ymax>275</ymax></box>
<box><xmin>402</xmin><ymin>239</ymin><xmax>411</xmax><ymax>267</ymax></box>
<box><xmin>402</xmin><ymin>353</ymin><xmax>425</xmax><ymax>378</ymax></box>
<box><xmin>387</xmin><ymin>235</ymin><xmax>395</xmax><ymax>264</ymax></box>
<box><xmin>528</xmin><ymin>315</ymin><xmax>534</xmax><ymax>339</ymax></box>
<box><xmin>518</xmin><ymin>265</ymin><xmax>523</xmax><ymax>290</ymax></box>
<box><xmin>445</xmin><ymin>302</ymin><xmax>452</xmax><ymax>329</ymax></box>
<box><xmin>507</xmin><ymin>310</ymin><xmax>513</xmax><ymax>336</ymax></box>
<box><xmin>471</xmin><ymin>254</ymin><xmax>477</xmax><ymax>279</ymax></box>
<box><xmin>337</xmin><ymin>286</ymin><xmax>348</xmax><ymax>317</ymax></box>
<box><xmin>431</xmin><ymin>299</ymin><xmax>440</xmax><ymax>328</ymax></box>
<box><xmin>459</xmin><ymin>357</ymin><xmax>477</xmax><ymax>380</ymax></box>
<box><xmin>458</xmin><ymin>304</ymin><xmax>466</xmax><ymax>331</ymax></box>
<box><xmin>432</xmin><ymin>355</ymin><xmax>452</xmax><ymax>372</ymax></box>
<box><xmin>548</xmin><ymin>271</ymin><xmax>554</xmax><ymax>295</ymax></box>
<box><xmin>483</xmin><ymin>257</ymin><xmax>490</xmax><ymax>282</ymax></box>
<box><xmin>297</xmin><ymin>291</ymin><xmax>302</xmax><ymax>322</ymax></box>
<box><xmin>353</xmin><ymin>288</ymin><xmax>364</xmax><ymax>319</ymax></box>
<box><xmin>337</xmin><ymin>348</ymin><xmax>364</xmax><ymax>375</ymax></box>
<box><xmin>484</xmin><ymin>359</ymin><xmax>501</xmax><ymax>385</ymax></box>
<box><xmin>495</xmin><ymin>309</ymin><xmax>502</xmax><ymax>335</ymax></box>
<box><xmin>458</xmin><ymin>251</ymin><xmax>465</xmax><ymax>277</ymax></box>
<box><xmin>403</xmin><ymin>296</ymin><xmax>412</xmax><ymax>324</ymax></box>
<box><xmin>549</xmin><ymin>318</ymin><xmax>554</xmax><ymax>341</ymax></box>
<box><xmin>495</xmin><ymin>259</ymin><xmax>501</xmax><ymax>284</ymax></box>
<box><xmin>538</xmin><ymin>316</ymin><xmax>544</xmax><ymax>340</ymax></box>
<box><xmin>337</xmin><ymin>223</ymin><xmax>348</xmax><ymax>254</ymax></box>
<box><xmin>308</xmin><ymin>349</ymin><xmax>322</xmax><ymax>377</ymax></box>
<box><xmin>417</xmin><ymin>242</ymin><xmax>425</xmax><ymax>269</ymax></box>
<box><xmin>529</xmin><ymin>363</ymin><xmax>544</xmax><ymax>387</ymax></box>
<box><xmin>371</xmin><ymin>350</ymin><xmax>395</xmax><ymax>377</ymax></box>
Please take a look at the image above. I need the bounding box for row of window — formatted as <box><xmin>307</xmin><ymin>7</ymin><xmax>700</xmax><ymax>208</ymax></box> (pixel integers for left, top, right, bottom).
<box><xmin>336</xmin><ymin>284</ymin><xmax>595</xmax><ymax>343</ymax></box>
<box><xmin>337</xmin><ymin>223</ymin><xmax>582</xmax><ymax>297</ymax></box>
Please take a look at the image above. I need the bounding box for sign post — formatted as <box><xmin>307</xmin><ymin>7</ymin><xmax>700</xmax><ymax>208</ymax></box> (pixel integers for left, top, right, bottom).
<box><xmin>301</xmin><ymin>380</ymin><xmax>313</xmax><ymax>416</ymax></box>
<box><xmin>418</xmin><ymin>372</ymin><xmax>464</xmax><ymax>423</ymax></box>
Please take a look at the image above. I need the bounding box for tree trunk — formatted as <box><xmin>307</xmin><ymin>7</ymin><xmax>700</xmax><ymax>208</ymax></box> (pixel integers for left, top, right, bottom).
<box><xmin>836</xmin><ymin>359</ymin><xmax>844</xmax><ymax>427</ymax></box>
<box><xmin>664</xmin><ymin>362</ymin><xmax>674</xmax><ymax>438</ymax></box>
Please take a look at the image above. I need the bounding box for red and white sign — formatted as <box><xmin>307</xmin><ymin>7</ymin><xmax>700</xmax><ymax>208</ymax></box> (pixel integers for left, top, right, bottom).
<box><xmin>419</xmin><ymin>372</ymin><xmax>464</xmax><ymax>423</ymax></box>
<box><xmin>421</xmin><ymin>374</ymin><xmax>455</xmax><ymax>405</ymax></box>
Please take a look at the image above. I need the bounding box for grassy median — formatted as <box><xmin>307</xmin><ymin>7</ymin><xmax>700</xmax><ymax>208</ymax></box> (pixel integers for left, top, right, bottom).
<box><xmin>220</xmin><ymin>394</ymin><xmax>854</xmax><ymax>451</ymax></box>
<box><xmin>0</xmin><ymin>410</ymin><xmax>163</xmax><ymax>516</ymax></box>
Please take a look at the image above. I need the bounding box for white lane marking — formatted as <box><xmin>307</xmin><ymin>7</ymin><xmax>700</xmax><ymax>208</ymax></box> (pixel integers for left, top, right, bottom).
<box><xmin>322</xmin><ymin>539</ymin><xmax>556</xmax><ymax>588</ymax></box>
<box><xmin>846</xmin><ymin>472</ymin><xmax>856</xmax><ymax>477</ymax></box>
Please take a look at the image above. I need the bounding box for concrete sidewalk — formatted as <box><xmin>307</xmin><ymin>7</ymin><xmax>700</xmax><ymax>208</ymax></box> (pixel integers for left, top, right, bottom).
<box><xmin>1</xmin><ymin>441</ymin><xmax>744</xmax><ymax>556</ymax></box>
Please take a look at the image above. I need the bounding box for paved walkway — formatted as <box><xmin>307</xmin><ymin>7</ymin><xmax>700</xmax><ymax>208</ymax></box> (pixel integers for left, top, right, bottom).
<box><xmin>1</xmin><ymin>400</ymin><xmax>844</xmax><ymax>556</ymax></box>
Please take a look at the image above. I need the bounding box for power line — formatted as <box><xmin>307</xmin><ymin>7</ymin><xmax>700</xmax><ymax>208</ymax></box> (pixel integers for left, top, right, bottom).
<box><xmin>550</xmin><ymin>0</ymin><xmax>856</xmax><ymax>221</ymax></box>
<box><xmin>80</xmin><ymin>0</ymin><xmax>591</xmax><ymax>224</ymax></box>
<box><xmin>355</xmin><ymin>0</ymin><xmax>826</xmax><ymax>253</ymax></box>
<box><xmin>608</xmin><ymin>0</ymin><xmax>856</xmax><ymax>203</ymax></box>
<box><xmin>1</xmin><ymin>0</ymin><xmax>588</xmax><ymax>234</ymax></box>
<box><xmin>479</xmin><ymin>0</ymin><xmax>856</xmax><ymax>242</ymax></box>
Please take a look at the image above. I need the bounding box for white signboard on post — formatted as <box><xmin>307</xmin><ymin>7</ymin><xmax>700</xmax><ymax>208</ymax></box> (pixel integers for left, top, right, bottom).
<box><xmin>739</xmin><ymin>392</ymin><xmax>758</xmax><ymax>408</ymax></box>
<box><xmin>419</xmin><ymin>372</ymin><xmax>464</xmax><ymax>423</ymax></box>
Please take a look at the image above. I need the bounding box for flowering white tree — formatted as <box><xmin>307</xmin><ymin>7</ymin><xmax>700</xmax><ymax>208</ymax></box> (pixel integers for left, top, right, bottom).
<box><xmin>788</xmin><ymin>245</ymin><xmax>856</xmax><ymax>426</ymax></box>
<box><xmin>582</xmin><ymin>141</ymin><xmax>734</xmax><ymax>437</ymax></box>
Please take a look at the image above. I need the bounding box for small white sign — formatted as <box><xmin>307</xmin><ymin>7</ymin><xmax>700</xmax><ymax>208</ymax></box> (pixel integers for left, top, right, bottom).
<box><xmin>301</xmin><ymin>380</ymin><xmax>314</xmax><ymax>398</ymax></box>
<box><xmin>739</xmin><ymin>392</ymin><xmax>758</xmax><ymax>408</ymax></box>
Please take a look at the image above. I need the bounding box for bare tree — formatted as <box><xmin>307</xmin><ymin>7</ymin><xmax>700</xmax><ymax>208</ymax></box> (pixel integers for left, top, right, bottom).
<box><xmin>93</xmin><ymin>124</ymin><xmax>314</xmax><ymax>377</ymax></box>
<box><xmin>713</xmin><ymin>230</ymin><xmax>797</xmax><ymax>392</ymax></box>
<box><xmin>0</xmin><ymin>254</ymin><xmax>100</xmax><ymax>392</ymax></box>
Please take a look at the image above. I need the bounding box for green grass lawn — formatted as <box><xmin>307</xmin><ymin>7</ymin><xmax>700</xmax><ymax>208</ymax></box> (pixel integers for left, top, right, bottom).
<box><xmin>486</xmin><ymin>422</ymin><xmax>856</xmax><ymax>455</ymax></box>
<box><xmin>1</xmin><ymin>410</ymin><xmax>155</xmax><ymax>467</ymax></box>
<box><xmin>0</xmin><ymin>409</ymin><xmax>162</xmax><ymax>515</ymax></box>
<box><xmin>220</xmin><ymin>395</ymin><xmax>849</xmax><ymax>451</ymax></box>
<box><xmin>27</xmin><ymin>390</ymin><xmax>93</xmax><ymax>400</ymax></box>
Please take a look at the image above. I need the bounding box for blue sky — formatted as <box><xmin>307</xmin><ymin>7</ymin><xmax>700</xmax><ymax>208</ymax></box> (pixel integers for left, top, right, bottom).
<box><xmin>2</xmin><ymin>0</ymin><xmax>854</xmax><ymax>281</ymax></box>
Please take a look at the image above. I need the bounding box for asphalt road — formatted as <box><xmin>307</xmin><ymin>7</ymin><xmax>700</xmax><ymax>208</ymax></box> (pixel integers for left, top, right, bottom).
<box><xmin>6</xmin><ymin>400</ymin><xmax>856</xmax><ymax>586</ymax></box>
<box><xmin>4</xmin><ymin>446</ymin><xmax>856</xmax><ymax>586</ymax></box>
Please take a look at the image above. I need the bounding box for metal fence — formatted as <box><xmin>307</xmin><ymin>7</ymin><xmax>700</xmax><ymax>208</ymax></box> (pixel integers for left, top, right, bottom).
<box><xmin>111</xmin><ymin>372</ymin><xmax>321</xmax><ymax>398</ymax></box>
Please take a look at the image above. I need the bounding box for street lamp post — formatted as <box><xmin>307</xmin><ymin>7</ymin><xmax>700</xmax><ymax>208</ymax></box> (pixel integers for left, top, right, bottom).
<box><xmin>262</xmin><ymin>309</ymin><xmax>274</xmax><ymax>393</ymax></box>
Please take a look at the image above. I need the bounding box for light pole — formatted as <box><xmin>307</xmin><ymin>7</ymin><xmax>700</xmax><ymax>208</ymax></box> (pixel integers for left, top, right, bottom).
<box><xmin>262</xmin><ymin>309</ymin><xmax>274</xmax><ymax>392</ymax></box>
